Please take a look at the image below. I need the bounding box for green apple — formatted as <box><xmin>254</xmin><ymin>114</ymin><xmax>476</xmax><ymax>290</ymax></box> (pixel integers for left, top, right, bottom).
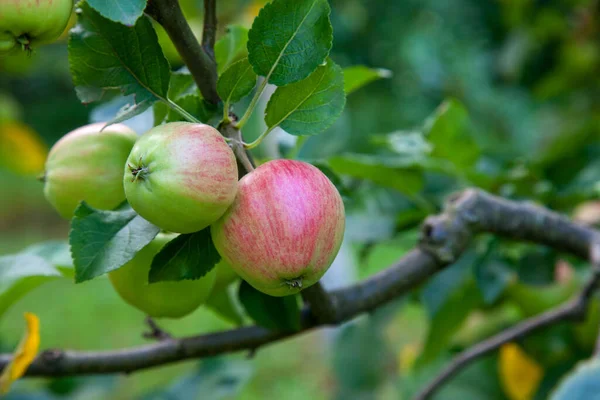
<box><xmin>0</xmin><ymin>0</ymin><xmax>73</xmax><ymax>53</ymax></box>
<box><xmin>108</xmin><ymin>234</ymin><xmax>217</xmax><ymax>319</ymax></box>
<box><xmin>43</xmin><ymin>122</ymin><xmax>138</xmax><ymax>219</ymax></box>
<box><xmin>124</xmin><ymin>122</ymin><xmax>238</xmax><ymax>234</ymax></box>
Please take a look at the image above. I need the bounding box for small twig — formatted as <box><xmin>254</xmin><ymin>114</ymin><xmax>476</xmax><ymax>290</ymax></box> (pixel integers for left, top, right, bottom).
<box><xmin>142</xmin><ymin>317</ymin><xmax>172</xmax><ymax>341</ymax></box>
<box><xmin>146</xmin><ymin>0</ymin><xmax>220</xmax><ymax>104</ymax></box>
<box><xmin>202</xmin><ymin>0</ymin><xmax>217</xmax><ymax>58</ymax></box>
<box><xmin>218</xmin><ymin>121</ymin><xmax>255</xmax><ymax>176</ymax></box>
<box><xmin>415</xmin><ymin>243</ymin><xmax>600</xmax><ymax>400</ymax></box>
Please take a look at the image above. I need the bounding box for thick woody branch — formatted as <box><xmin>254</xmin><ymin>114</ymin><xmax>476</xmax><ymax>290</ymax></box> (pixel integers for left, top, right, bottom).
<box><xmin>1</xmin><ymin>189</ymin><xmax>598</xmax><ymax>377</ymax></box>
<box><xmin>202</xmin><ymin>0</ymin><xmax>217</xmax><ymax>58</ymax></box>
<box><xmin>146</xmin><ymin>0</ymin><xmax>220</xmax><ymax>104</ymax></box>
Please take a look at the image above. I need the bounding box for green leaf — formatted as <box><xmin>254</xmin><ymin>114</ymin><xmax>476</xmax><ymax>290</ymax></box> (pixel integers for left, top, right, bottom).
<box><xmin>377</xmin><ymin>131</ymin><xmax>433</xmax><ymax>166</ymax></box>
<box><xmin>149</xmin><ymin>228</ymin><xmax>221</xmax><ymax>283</ymax></box>
<box><xmin>238</xmin><ymin>281</ymin><xmax>301</xmax><ymax>331</ymax></box>
<box><xmin>474</xmin><ymin>259</ymin><xmax>512</xmax><ymax>305</ymax></box>
<box><xmin>23</xmin><ymin>240</ymin><xmax>73</xmax><ymax>276</ymax></box>
<box><xmin>419</xmin><ymin>253</ymin><xmax>483</xmax><ymax>364</ymax></box>
<box><xmin>153</xmin><ymin>72</ymin><xmax>197</xmax><ymax>125</ymax></box>
<box><xmin>551</xmin><ymin>359</ymin><xmax>600</xmax><ymax>399</ymax></box>
<box><xmin>343</xmin><ymin>65</ymin><xmax>392</xmax><ymax>94</ymax></box>
<box><xmin>217</xmin><ymin>58</ymin><xmax>257</xmax><ymax>107</ymax></box>
<box><xmin>423</xmin><ymin>99</ymin><xmax>480</xmax><ymax>169</ymax></box>
<box><xmin>70</xmin><ymin>202</ymin><xmax>160</xmax><ymax>283</ymax></box>
<box><xmin>360</xmin><ymin>231</ymin><xmax>420</xmax><ymax>279</ymax></box>
<box><xmin>328</xmin><ymin>154</ymin><xmax>424</xmax><ymax>195</ymax></box>
<box><xmin>265</xmin><ymin>60</ymin><xmax>346</xmax><ymax>136</ymax></box>
<box><xmin>247</xmin><ymin>0</ymin><xmax>333</xmax><ymax>85</ymax></box>
<box><xmin>165</xmin><ymin>94</ymin><xmax>217</xmax><ymax>125</ymax></box>
<box><xmin>86</xmin><ymin>0</ymin><xmax>147</xmax><ymax>26</ymax></box>
<box><xmin>215</xmin><ymin>25</ymin><xmax>249</xmax><ymax>73</ymax></box>
<box><xmin>144</xmin><ymin>357</ymin><xmax>253</xmax><ymax>400</ymax></box>
<box><xmin>0</xmin><ymin>254</ymin><xmax>62</xmax><ymax>318</ymax></box>
<box><xmin>69</xmin><ymin>2</ymin><xmax>170</xmax><ymax>117</ymax></box>
<box><xmin>205</xmin><ymin>287</ymin><xmax>244</xmax><ymax>326</ymax></box>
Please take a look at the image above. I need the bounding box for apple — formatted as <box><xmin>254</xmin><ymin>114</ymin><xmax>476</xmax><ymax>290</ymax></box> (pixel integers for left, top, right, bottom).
<box><xmin>124</xmin><ymin>122</ymin><xmax>238</xmax><ymax>234</ymax></box>
<box><xmin>0</xmin><ymin>0</ymin><xmax>73</xmax><ymax>53</ymax></box>
<box><xmin>211</xmin><ymin>159</ymin><xmax>345</xmax><ymax>296</ymax></box>
<box><xmin>212</xmin><ymin>260</ymin><xmax>240</xmax><ymax>292</ymax></box>
<box><xmin>108</xmin><ymin>234</ymin><xmax>217</xmax><ymax>318</ymax></box>
<box><xmin>43</xmin><ymin>122</ymin><xmax>137</xmax><ymax>219</ymax></box>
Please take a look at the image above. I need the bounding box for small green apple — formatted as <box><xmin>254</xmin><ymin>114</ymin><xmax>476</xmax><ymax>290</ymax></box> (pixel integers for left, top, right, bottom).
<box><xmin>0</xmin><ymin>0</ymin><xmax>73</xmax><ymax>53</ymax></box>
<box><xmin>109</xmin><ymin>234</ymin><xmax>217</xmax><ymax>319</ymax></box>
<box><xmin>43</xmin><ymin>122</ymin><xmax>138</xmax><ymax>219</ymax></box>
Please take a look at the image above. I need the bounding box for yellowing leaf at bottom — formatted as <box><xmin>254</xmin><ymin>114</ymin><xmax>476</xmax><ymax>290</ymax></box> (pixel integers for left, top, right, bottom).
<box><xmin>0</xmin><ymin>312</ymin><xmax>40</xmax><ymax>394</ymax></box>
<box><xmin>499</xmin><ymin>342</ymin><xmax>543</xmax><ymax>400</ymax></box>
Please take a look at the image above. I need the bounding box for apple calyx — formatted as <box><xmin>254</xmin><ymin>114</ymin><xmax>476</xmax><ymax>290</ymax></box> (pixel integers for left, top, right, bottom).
<box><xmin>128</xmin><ymin>159</ymin><xmax>150</xmax><ymax>182</ymax></box>
<box><xmin>286</xmin><ymin>278</ymin><xmax>303</xmax><ymax>289</ymax></box>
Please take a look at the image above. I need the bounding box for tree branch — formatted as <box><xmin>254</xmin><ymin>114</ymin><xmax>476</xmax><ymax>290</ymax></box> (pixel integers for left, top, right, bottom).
<box><xmin>301</xmin><ymin>282</ymin><xmax>339</xmax><ymax>324</ymax></box>
<box><xmin>202</xmin><ymin>0</ymin><xmax>217</xmax><ymax>58</ymax></box>
<box><xmin>416</xmin><ymin>243</ymin><xmax>600</xmax><ymax>400</ymax></box>
<box><xmin>2</xmin><ymin>189</ymin><xmax>599</xmax><ymax>377</ymax></box>
<box><xmin>218</xmin><ymin>119</ymin><xmax>255</xmax><ymax>177</ymax></box>
<box><xmin>146</xmin><ymin>0</ymin><xmax>220</xmax><ymax>104</ymax></box>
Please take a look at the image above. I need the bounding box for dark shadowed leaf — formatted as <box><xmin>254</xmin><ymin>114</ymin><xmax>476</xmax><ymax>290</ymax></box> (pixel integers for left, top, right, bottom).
<box><xmin>247</xmin><ymin>0</ymin><xmax>333</xmax><ymax>85</ymax></box>
<box><xmin>238</xmin><ymin>281</ymin><xmax>301</xmax><ymax>331</ymax></box>
<box><xmin>70</xmin><ymin>202</ymin><xmax>160</xmax><ymax>283</ymax></box>
<box><xmin>149</xmin><ymin>228</ymin><xmax>221</xmax><ymax>283</ymax></box>
<box><xmin>69</xmin><ymin>2</ymin><xmax>170</xmax><ymax>121</ymax></box>
<box><xmin>142</xmin><ymin>357</ymin><xmax>253</xmax><ymax>400</ymax></box>
<box><xmin>265</xmin><ymin>60</ymin><xmax>345</xmax><ymax>136</ymax></box>
<box><xmin>419</xmin><ymin>252</ymin><xmax>483</xmax><ymax>364</ymax></box>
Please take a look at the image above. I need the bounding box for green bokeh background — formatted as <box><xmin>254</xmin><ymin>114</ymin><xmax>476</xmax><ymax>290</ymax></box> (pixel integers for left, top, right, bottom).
<box><xmin>1</xmin><ymin>0</ymin><xmax>599</xmax><ymax>398</ymax></box>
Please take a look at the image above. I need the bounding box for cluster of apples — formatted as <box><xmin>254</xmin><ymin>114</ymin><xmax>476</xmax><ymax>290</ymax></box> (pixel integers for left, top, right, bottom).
<box><xmin>43</xmin><ymin>122</ymin><xmax>345</xmax><ymax>318</ymax></box>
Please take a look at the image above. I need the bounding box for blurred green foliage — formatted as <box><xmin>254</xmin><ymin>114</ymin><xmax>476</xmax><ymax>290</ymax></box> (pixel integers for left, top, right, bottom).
<box><xmin>1</xmin><ymin>0</ymin><xmax>599</xmax><ymax>398</ymax></box>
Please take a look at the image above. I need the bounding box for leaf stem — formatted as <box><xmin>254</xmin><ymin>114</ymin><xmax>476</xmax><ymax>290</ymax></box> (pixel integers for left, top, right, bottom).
<box><xmin>235</xmin><ymin>78</ymin><xmax>268</xmax><ymax>129</ymax></box>
<box><xmin>244</xmin><ymin>125</ymin><xmax>275</xmax><ymax>150</ymax></box>
<box><xmin>165</xmin><ymin>99</ymin><xmax>201</xmax><ymax>123</ymax></box>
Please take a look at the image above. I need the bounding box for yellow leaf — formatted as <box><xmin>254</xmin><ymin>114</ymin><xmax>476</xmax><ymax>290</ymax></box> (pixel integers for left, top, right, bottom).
<box><xmin>0</xmin><ymin>121</ymin><xmax>48</xmax><ymax>176</ymax></box>
<box><xmin>397</xmin><ymin>343</ymin><xmax>420</xmax><ymax>373</ymax></box>
<box><xmin>0</xmin><ymin>312</ymin><xmax>40</xmax><ymax>394</ymax></box>
<box><xmin>499</xmin><ymin>342</ymin><xmax>543</xmax><ymax>400</ymax></box>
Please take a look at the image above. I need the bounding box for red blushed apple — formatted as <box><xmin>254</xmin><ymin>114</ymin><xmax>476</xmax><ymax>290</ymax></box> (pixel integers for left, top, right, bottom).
<box><xmin>211</xmin><ymin>160</ymin><xmax>345</xmax><ymax>296</ymax></box>
<box><xmin>124</xmin><ymin>122</ymin><xmax>238</xmax><ymax>234</ymax></box>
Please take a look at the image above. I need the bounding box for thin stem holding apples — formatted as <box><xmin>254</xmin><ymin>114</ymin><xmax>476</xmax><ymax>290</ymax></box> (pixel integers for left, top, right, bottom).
<box><xmin>165</xmin><ymin>99</ymin><xmax>201</xmax><ymax>123</ymax></box>
<box><xmin>244</xmin><ymin>125</ymin><xmax>275</xmax><ymax>150</ymax></box>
